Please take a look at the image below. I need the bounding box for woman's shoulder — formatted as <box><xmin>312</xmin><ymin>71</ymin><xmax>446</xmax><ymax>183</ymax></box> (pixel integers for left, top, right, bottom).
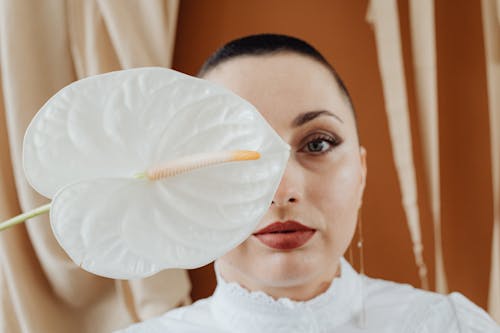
<box><xmin>363</xmin><ymin>276</ymin><xmax>500</xmax><ymax>332</ymax></box>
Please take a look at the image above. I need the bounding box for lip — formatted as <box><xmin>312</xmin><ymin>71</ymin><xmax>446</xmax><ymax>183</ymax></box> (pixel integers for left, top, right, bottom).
<box><xmin>253</xmin><ymin>221</ymin><xmax>316</xmax><ymax>250</ymax></box>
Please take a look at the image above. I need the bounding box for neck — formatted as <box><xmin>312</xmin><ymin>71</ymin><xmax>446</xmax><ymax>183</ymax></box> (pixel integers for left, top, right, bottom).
<box><xmin>215</xmin><ymin>260</ymin><xmax>341</xmax><ymax>301</ymax></box>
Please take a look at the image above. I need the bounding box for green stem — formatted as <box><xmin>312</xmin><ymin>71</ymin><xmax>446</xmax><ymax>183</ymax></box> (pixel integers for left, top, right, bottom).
<box><xmin>0</xmin><ymin>203</ymin><xmax>51</xmax><ymax>231</ymax></box>
<box><xmin>133</xmin><ymin>172</ymin><xmax>147</xmax><ymax>179</ymax></box>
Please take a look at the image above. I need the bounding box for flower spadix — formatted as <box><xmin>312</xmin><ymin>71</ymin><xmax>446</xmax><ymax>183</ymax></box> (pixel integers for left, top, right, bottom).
<box><xmin>23</xmin><ymin>67</ymin><xmax>290</xmax><ymax>279</ymax></box>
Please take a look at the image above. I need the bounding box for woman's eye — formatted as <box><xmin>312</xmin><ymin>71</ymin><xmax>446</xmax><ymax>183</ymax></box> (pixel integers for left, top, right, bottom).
<box><xmin>300</xmin><ymin>135</ymin><xmax>341</xmax><ymax>154</ymax></box>
<box><xmin>307</xmin><ymin>139</ymin><xmax>329</xmax><ymax>152</ymax></box>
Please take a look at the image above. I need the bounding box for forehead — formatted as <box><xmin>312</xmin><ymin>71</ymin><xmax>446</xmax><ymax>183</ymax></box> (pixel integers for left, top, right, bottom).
<box><xmin>202</xmin><ymin>53</ymin><xmax>353</xmax><ymax>131</ymax></box>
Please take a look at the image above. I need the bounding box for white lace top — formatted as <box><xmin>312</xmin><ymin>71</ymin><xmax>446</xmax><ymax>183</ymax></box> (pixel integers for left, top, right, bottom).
<box><xmin>117</xmin><ymin>258</ymin><xmax>500</xmax><ymax>332</ymax></box>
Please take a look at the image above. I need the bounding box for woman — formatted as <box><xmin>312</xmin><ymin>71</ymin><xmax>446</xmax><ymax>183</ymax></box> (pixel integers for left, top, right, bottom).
<box><xmin>118</xmin><ymin>34</ymin><xmax>499</xmax><ymax>332</ymax></box>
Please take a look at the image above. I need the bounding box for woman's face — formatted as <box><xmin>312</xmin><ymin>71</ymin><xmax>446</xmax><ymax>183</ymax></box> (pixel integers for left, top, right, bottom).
<box><xmin>203</xmin><ymin>52</ymin><xmax>367</xmax><ymax>300</ymax></box>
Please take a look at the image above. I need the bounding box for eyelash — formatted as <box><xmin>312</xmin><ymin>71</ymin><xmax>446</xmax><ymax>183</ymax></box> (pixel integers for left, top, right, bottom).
<box><xmin>300</xmin><ymin>133</ymin><xmax>342</xmax><ymax>155</ymax></box>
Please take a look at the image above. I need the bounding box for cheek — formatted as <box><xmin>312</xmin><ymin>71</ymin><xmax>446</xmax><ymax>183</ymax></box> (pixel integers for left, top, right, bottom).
<box><xmin>306</xmin><ymin>156</ymin><xmax>362</xmax><ymax>225</ymax></box>
<box><xmin>308</xmin><ymin>156</ymin><xmax>361</xmax><ymax>239</ymax></box>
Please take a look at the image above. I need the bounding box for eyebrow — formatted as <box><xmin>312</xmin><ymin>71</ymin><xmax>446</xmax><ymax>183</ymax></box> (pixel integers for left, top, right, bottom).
<box><xmin>291</xmin><ymin>110</ymin><xmax>344</xmax><ymax>127</ymax></box>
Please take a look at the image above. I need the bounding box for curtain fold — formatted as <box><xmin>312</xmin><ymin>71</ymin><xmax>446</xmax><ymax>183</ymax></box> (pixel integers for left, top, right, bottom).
<box><xmin>0</xmin><ymin>1</ymin><xmax>190</xmax><ymax>332</ymax></box>
<box><xmin>366</xmin><ymin>0</ymin><xmax>429</xmax><ymax>290</ymax></box>
<box><xmin>97</xmin><ymin>0</ymin><xmax>179</xmax><ymax>69</ymax></box>
<box><xmin>481</xmin><ymin>0</ymin><xmax>500</xmax><ymax>322</ymax></box>
<box><xmin>408</xmin><ymin>0</ymin><xmax>447</xmax><ymax>294</ymax></box>
<box><xmin>369</xmin><ymin>0</ymin><xmax>497</xmax><ymax>318</ymax></box>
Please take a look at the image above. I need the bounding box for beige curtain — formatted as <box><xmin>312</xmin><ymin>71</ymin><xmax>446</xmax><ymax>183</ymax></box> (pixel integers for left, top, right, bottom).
<box><xmin>481</xmin><ymin>0</ymin><xmax>500</xmax><ymax>323</ymax></box>
<box><xmin>368</xmin><ymin>0</ymin><xmax>499</xmax><ymax>319</ymax></box>
<box><xmin>407</xmin><ymin>0</ymin><xmax>448</xmax><ymax>295</ymax></box>
<box><xmin>0</xmin><ymin>1</ymin><xmax>191</xmax><ymax>332</ymax></box>
<box><xmin>366</xmin><ymin>0</ymin><xmax>429</xmax><ymax>290</ymax></box>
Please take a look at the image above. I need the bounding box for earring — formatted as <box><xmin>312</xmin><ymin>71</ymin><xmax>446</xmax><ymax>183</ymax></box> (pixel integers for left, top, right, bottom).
<box><xmin>356</xmin><ymin>209</ymin><xmax>366</xmax><ymax>329</ymax></box>
<box><xmin>357</xmin><ymin>209</ymin><xmax>365</xmax><ymax>276</ymax></box>
<box><xmin>347</xmin><ymin>210</ymin><xmax>365</xmax><ymax>275</ymax></box>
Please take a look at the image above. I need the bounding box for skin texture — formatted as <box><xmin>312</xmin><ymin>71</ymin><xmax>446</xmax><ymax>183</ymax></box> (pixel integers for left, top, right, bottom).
<box><xmin>203</xmin><ymin>52</ymin><xmax>367</xmax><ymax>301</ymax></box>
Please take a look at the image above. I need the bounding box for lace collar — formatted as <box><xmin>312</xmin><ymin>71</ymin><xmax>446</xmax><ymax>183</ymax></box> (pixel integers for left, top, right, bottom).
<box><xmin>210</xmin><ymin>257</ymin><xmax>364</xmax><ymax>333</ymax></box>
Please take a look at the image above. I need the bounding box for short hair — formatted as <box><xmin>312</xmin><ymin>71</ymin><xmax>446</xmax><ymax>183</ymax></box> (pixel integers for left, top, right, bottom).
<box><xmin>198</xmin><ymin>34</ymin><xmax>357</xmax><ymax>126</ymax></box>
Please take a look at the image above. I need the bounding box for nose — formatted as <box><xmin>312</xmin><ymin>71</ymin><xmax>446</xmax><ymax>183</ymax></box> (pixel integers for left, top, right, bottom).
<box><xmin>271</xmin><ymin>162</ymin><xmax>302</xmax><ymax>207</ymax></box>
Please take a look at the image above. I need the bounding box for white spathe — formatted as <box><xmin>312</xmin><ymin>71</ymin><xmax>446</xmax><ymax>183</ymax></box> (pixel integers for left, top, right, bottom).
<box><xmin>23</xmin><ymin>67</ymin><xmax>290</xmax><ymax>279</ymax></box>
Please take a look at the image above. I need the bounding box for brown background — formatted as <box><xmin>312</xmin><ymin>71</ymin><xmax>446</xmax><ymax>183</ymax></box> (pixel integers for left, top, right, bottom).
<box><xmin>172</xmin><ymin>0</ymin><xmax>493</xmax><ymax>310</ymax></box>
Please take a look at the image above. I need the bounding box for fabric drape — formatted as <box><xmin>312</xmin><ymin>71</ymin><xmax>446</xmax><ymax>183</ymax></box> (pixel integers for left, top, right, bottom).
<box><xmin>368</xmin><ymin>0</ymin><xmax>498</xmax><ymax>319</ymax></box>
<box><xmin>481</xmin><ymin>0</ymin><xmax>500</xmax><ymax>323</ymax></box>
<box><xmin>0</xmin><ymin>1</ymin><xmax>190</xmax><ymax>332</ymax></box>
<box><xmin>366</xmin><ymin>0</ymin><xmax>429</xmax><ymax>290</ymax></box>
<box><xmin>407</xmin><ymin>0</ymin><xmax>447</xmax><ymax>294</ymax></box>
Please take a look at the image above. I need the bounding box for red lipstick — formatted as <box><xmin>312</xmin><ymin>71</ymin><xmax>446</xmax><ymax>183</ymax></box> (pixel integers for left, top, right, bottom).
<box><xmin>253</xmin><ymin>221</ymin><xmax>315</xmax><ymax>250</ymax></box>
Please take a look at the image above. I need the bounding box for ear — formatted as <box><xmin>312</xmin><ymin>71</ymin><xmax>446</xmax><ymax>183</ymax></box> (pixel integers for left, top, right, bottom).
<box><xmin>358</xmin><ymin>146</ymin><xmax>367</xmax><ymax>208</ymax></box>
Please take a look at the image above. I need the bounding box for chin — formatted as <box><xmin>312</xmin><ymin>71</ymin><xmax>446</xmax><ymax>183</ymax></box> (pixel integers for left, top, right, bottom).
<box><xmin>251</xmin><ymin>251</ymin><xmax>322</xmax><ymax>287</ymax></box>
<box><xmin>218</xmin><ymin>239</ymin><xmax>331</xmax><ymax>290</ymax></box>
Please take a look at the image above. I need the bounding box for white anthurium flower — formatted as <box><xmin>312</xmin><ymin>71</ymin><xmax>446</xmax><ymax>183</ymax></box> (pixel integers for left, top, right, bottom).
<box><xmin>16</xmin><ymin>67</ymin><xmax>290</xmax><ymax>279</ymax></box>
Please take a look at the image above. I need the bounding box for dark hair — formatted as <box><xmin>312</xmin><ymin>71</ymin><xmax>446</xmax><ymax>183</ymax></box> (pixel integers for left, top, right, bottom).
<box><xmin>198</xmin><ymin>34</ymin><xmax>358</xmax><ymax>132</ymax></box>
